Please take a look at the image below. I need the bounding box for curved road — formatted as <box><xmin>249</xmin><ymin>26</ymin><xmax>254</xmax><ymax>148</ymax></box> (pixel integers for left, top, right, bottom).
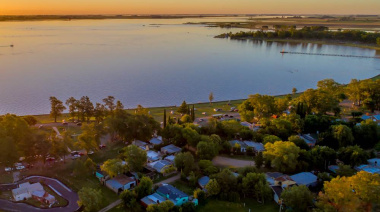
<box><xmin>0</xmin><ymin>176</ymin><xmax>79</xmax><ymax>212</ymax></box>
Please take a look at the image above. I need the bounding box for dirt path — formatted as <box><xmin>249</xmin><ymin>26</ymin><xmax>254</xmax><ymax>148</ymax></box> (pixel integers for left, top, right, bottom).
<box><xmin>212</xmin><ymin>156</ymin><xmax>255</xmax><ymax>168</ymax></box>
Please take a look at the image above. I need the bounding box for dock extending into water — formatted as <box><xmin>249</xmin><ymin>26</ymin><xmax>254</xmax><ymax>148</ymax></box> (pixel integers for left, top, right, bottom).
<box><xmin>280</xmin><ymin>51</ymin><xmax>380</xmax><ymax>59</ymax></box>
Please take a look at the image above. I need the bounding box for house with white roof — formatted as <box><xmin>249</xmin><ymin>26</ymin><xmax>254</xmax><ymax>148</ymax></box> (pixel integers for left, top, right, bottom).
<box><xmin>12</xmin><ymin>182</ymin><xmax>44</xmax><ymax>201</ymax></box>
<box><xmin>147</xmin><ymin>150</ymin><xmax>162</xmax><ymax>162</ymax></box>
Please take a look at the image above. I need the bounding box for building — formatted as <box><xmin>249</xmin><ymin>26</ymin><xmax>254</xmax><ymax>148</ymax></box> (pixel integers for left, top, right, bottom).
<box><xmin>161</xmin><ymin>144</ymin><xmax>182</xmax><ymax>155</ymax></box>
<box><xmin>12</xmin><ymin>182</ymin><xmax>45</xmax><ymax>201</ymax></box>
<box><xmin>106</xmin><ymin>175</ymin><xmax>136</xmax><ymax>193</ymax></box>
<box><xmin>368</xmin><ymin>158</ymin><xmax>380</xmax><ymax>167</ymax></box>
<box><xmin>147</xmin><ymin>150</ymin><xmax>162</xmax><ymax>162</ymax></box>
<box><xmin>148</xmin><ymin>160</ymin><xmax>173</xmax><ymax>174</ymax></box>
<box><xmin>229</xmin><ymin>140</ymin><xmax>247</xmax><ymax>152</ymax></box>
<box><xmin>240</xmin><ymin>121</ymin><xmax>253</xmax><ymax>130</ymax></box>
<box><xmin>140</xmin><ymin>193</ymin><xmax>167</xmax><ymax>207</ymax></box>
<box><xmin>290</xmin><ymin>172</ymin><xmax>318</xmax><ymax>187</ymax></box>
<box><xmin>164</xmin><ymin>155</ymin><xmax>176</xmax><ymax>163</ymax></box>
<box><xmin>299</xmin><ymin>134</ymin><xmax>317</xmax><ymax>147</ymax></box>
<box><xmin>95</xmin><ymin>169</ymin><xmax>108</xmax><ymax>184</ymax></box>
<box><xmin>265</xmin><ymin>172</ymin><xmax>284</xmax><ymax>185</ymax></box>
<box><xmin>355</xmin><ymin>158</ymin><xmax>380</xmax><ymax>174</ymax></box>
<box><xmin>156</xmin><ymin>184</ymin><xmax>189</xmax><ymax>206</ymax></box>
<box><xmin>274</xmin><ymin>175</ymin><xmax>296</xmax><ymax>188</ymax></box>
<box><xmin>243</xmin><ymin>141</ymin><xmax>265</xmax><ymax>153</ymax></box>
<box><xmin>361</xmin><ymin>115</ymin><xmax>371</xmax><ymax>120</ymax></box>
<box><xmin>149</xmin><ymin>136</ymin><xmax>163</xmax><ymax>146</ymax></box>
<box><xmin>32</xmin><ymin>190</ymin><xmax>56</xmax><ymax>205</ymax></box>
<box><xmin>133</xmin><ymin>140</ymin><xmax>150</xmax><ymax>151</ymax></box>
<box><xmin>270</xmin><ymin>186</ymin><xmax>283</xmax><ymax>204</ymax></box>
<box><xmin>328</xmin><ymin>165</ymin><xmax>339</xmax><ymax>174</ymax></box>
<box><xmin>198</xmin><ymin>176</ymin><xmax>210</xmax><ymax>189</ymax></box>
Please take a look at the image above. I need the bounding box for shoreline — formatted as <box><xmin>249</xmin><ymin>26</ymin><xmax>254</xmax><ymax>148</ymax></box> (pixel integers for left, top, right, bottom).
<box><xmin>20</xmin><ymin>74</ymin><xmax>380</xmax><ymax>122</ymax></box>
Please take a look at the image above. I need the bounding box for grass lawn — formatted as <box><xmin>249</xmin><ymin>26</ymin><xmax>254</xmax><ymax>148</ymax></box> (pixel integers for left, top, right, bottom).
<box><xmin>199</xmin><ymin>199</ymin><xmax>278</xmax><ymax>212</ymax></box>
<box><xmin>0</xmin><ymin>172</ymin><xmax>13</xmax><ymax>184</ymax></box>
<box><xmin>152</xmin><ymin>173</ymin><xmax>177</xmax><ymax>184</ymax></box>
<box><xmin>0</xmin><ymin>190</ymin><xmax>13</xmax><ymax>201</ymax></box>
<box><xmin>170</xmin><ymin>179</ymin><xmax>196</xmax><ymax>195</ymax></box>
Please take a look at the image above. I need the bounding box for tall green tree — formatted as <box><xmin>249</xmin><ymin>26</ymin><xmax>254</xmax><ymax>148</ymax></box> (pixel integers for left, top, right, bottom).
<box><xmin>49</xmin><ymin>96</ymin><xmax>66</xmax><ymax>122</ymax></box>
<box><xmin>101</xmin><ymin>158</ymin><xmax>128</xmax><ymax>178</ymax></box>
<box><xmin>177</xmin><ymin>101</ymin><xmax>189</xmax><ymax>114</ymax></box>
<box><xmin>78</xmin><ymin>187</ymin><xmax>103</xmax><ymax>212</ymax></box>
<box><xmin>209</xmin><ymin>92</ymin><xmax>214</xmax><ymax>104</ymax></box>
<box><xmin>163</xmin><ymin>109</ymin><xmax>167</xmax><ymax>128</ymax></box>
<box><xmin>93</xmin><ymin>103</ymin><xmax>106</xmax><ymax>123</ymax></box>
<box><xmin>103</xmin><ymin>96</ymin><xmax>116</xmax><ymax>115</ymax></box>
<box><xmin>281</xmin><ymin>185</ymin><xmax>314</xmax><ymax>212</ymax></box>
<box><xmin>134</xmin><ymin>176</ymin><xmax>153</xmax><ymax>199</ymax></box>
<box><xmin>174</xmin><ymin>152</ymin><xmax>194</xmax><ymax>175</ymax></box>
<box><xmin>78</xmin><ymin>96</ymin><xmax>94</xmax><ymax>122</ymax></box>
<box><xmin>77</xmin><ymin>123</ymin><xmax>101</xmax><ymax>153</ymax></box>
<box><xmin>120</xmin><ymin>190</ymin><xmax>138</xmax><ymax>210</ymax></box>
<box><xmin>242</xmin><ymin>172</ymin><xmax>272</xmax><ymax>203</ymax></box>
<box><xmin>263</xmin><ymin>141</ymin><xmax>301</xmax><ymax>172</ymax></box>
<box><xmin>332</xmin><ymin>125</ymin><xmax>354</xmax><ymax>148</ymax></box>
<box><xmin>205</xmin><ymin>179</ymin><xmax>220</xmax><ymax>197</ymax></box>
<box><xmin>123</xmin><ymin>145</ymin><xmax>147</xmax><ymax>172</ymax></box>
<box><xmin>65</xmin><ymin>97</ymin><xmax>78</xmax><ymax>121</ymax></box>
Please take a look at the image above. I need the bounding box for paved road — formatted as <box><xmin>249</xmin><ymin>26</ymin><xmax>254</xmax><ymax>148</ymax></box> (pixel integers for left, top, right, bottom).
<box><xmin>212</xmin><ymin>156</ymin><xmax>255</xmax><ymax>168</ymax></box>
<box><xmin>0</xmin><ymin>176</ymin><xmax>79</xmax><ymax>212</ymax></box>
<box><xmin>98</xmin><ymin>174</ymin><xmax>181</xmax><ymax>212</ymax></box>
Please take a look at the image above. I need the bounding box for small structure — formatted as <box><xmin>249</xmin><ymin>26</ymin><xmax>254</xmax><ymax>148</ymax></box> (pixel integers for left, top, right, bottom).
<box><xmin>156</xmin><ymin>184</ymin><xmax>189</xmax><ymax>206</ymax></box>
<box><xmin>361</xmin><ymin>115</ymin><xmax>371</xmax><ymax>120</ymax></box>
<box><xmin>96</xmin><ymin>169</ymin><xmax>108</xmax><ymax>184</ymax></box>
<box><xmin>148</xmin><ymin>160</ymin><xmax>173</xmax><ymax>173</ymax></box>
<box><xmin>290</xmin><ymin>172</ymin><xmax>318</xmax><ymax>187</ymax></box>
<box><xmin>32</xmin><ymin>190</ymin><xmax>56</xmax><ymax>205</ymax></box>
<box><xmin>368</xmin><ymin>158</ymin><xmax>380</xmax><ymax>167</ymax></box>
<box><xmin>274</xmin><ymin>175</ymin><xmax>296</xmax><ymax>188</ymax></box>
<box><xmin>12</xmin><ymin>182</ymin><xmax>44</xmax><ymax>201</ymax></box>
<box><xmin>164</xmin><ymin>155</ymin><xmax>176</xmax><ymax>163</ymax></box>
<box><xmin>140</xmin><ymin>193</ymin><xmax>167</xmax><ymax>207</ymax></box>
<box><xmin>265</xmin><ymin>172</ymin><xmax>284</xmax><ymax>185</ymax></box>
<box><xmin>106</xmin><ymin>175</ymin><xmax>136</xmax><ymax>193</ymax></box>
<box><xmin>198</xmin><ymin>176</ymin><xmax>210</xmax><ymax>189</ymax></box>
<box><xmin>355</xmin><ymin>159</ymin><xmax>380</xmax><ymax>174</ymax></box>
<box><xmin>133</xmin><ymin>140</ymin><xmax>150</xmax><ymax>151</ymax></box>
<box><xmin>328</xmin><ymin>165</ymin><xmax>339</xmax><ymax>174</ymax></box>
<box><xmin>147</xmin><ymin>150</ymin><xmax>162</xmax><ymax>162</ymax></box>
<box><xmin>243</xmin><ymin>141</ymin><xmax>265</xmax><ymax>153</ymax></box>
<box><xmin>229</xmin><ymin>140</ymin><xmax>247</xmax><ymax>152</ymax></box>
<box><xmin>149</xmin><ymin>136</ymin><xmax>163</xmax><ymax>146</ymax></box>
<box><xmin>161</xmin><ymin>144</ymin><xmax>182</xmax><ymax>155</ymax></box>
<box><xmin>299</xmin><ymin>134</ymin><xmax>317</xmax><ymax>147</ymax></box>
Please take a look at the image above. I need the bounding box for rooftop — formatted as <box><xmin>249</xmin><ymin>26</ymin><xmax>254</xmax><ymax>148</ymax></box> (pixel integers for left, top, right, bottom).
<box><xmin>198</xmin><ymin>176</ymin><xmax>210</xmax><ymax>187</ymax></box>
<box><xmin>149</xmin><ymin>160</ymin><xmax>172</xmax><ymax>173</ymax></box>
<box><xmin>164</xmin><ymin>155</ymin><xmax>176</xmax><ymax>162</ymax></box>
<box><xmin>266</xmin><ymin>172</ymin><xmax>284</xmax><ymax>179</ymax></box>
<box><xmin>229</xmin><ymin>140</ymin><xmax>247</xmax><ymax>148</ymax></box>
<box><xmin>141</xmin><ymin>193</ymin><xmax>167</xmax><ymax>206</ymax></box>
<box><xmin>271</xmin><ymin>186</ymin><xmax>283</xmax><ymax>197</ymax></box>
<box><xmin>133</xmin><ymin>140</ymin><xmax>148</xmax><ymax>147</ymax></box>
<box><xmin>156</xmin><ymin>184</ymin><xmax>188</xmax><ymax>202</ymax></box>
<box><xmin>161</xmin><ymin>144</ymin><xmax>181</xmax><ymax>154</ymax></box>
<box><xmin>113</xmin><ymin>175</ymin><xmax>135</xmax><ymax>185</ymax></box>
<box><xmin>290</xmin><ymin>172</ymin><xmax>317</xmax><ymax>186</ymax></box>
<box><xmin>147</xmin><ymin>150</ymin><xmax>161</xmax><ymax>161</ymax></box>
<box><xmin>243</xmin><ymin>141</ymin><xmax>265</xmax><ymax>152</ymax></box>
<box><xmin>149</xmin><ymin>137</ymin><xmax>163</xmax><ymax>145</ymax></box>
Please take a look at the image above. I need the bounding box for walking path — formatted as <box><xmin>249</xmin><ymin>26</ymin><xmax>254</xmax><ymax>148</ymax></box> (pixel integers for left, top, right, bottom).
<box><xmin>0</xmin><ymin>176</ymin><xmax>79</xmax><ymax>212</ymax></box>
<box><xmin>212</xmin><ymin>156</ymin><xmax>255</xmax><ymax>168</ymax></box>
<box><xmin>98</xmin><ymin>173</ymin><xmax>181</xmax><ymax>212</ymax></box>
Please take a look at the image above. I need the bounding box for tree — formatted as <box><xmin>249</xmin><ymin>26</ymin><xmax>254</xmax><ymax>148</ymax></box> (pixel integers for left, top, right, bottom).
<box><xmin>198</xmin><ymin>160</ymin><xmax>218</xmax><ymax>175</ymax></box>
<box><xmin>174</xmin><ymin>152</ymin><xmax>194</xmax><ymax>176</ymax></box>
<box><xmin>101</xmin><ymin>159</ymin><xmax>127</xmax><ymax>178</ymax></box>
<box><xmin>309</xmin><ymin>145</ymin><xmax>336</xmax><ymax>170</ymax></box>
<box><xmin>78</xmin><ymin>96</ymin><xmax>94</xmax><ymax>122</ymax></box>
<box><xmin>49</xmin><ymin>96</ymin><xmax>66</xmax><ymax>122</ymax></box>
<box><xmin>338</xmin><ymin>145</ymin><xmax>369</xmax><ymax>167</ymax></box>
<box><xmin>332</xmin><ymin>125</ymin><xmax>354</xmax><ymax>148</ymax></box>
<box><xmin>194</xmin><ymin>189</ymin><xmax>207</xmax><ymax>206</ymax></box>
<box><xmin>84</xmin><ymin>158</ymin><xmax>96</xmax><ymax>173</ymax></box>
<box><xmin>288</xmin><ymin>135</ymin><xmax>309</xmax><ymax>150</ymax></box>
<box><xmin>181</xmin><ymin>202</ymin><xmax>196</xmax><ymax>212</ymax></box>
<box><xmin>239</xmin><ymin>94</ymin><xmax>277</xmax><ymax>120</ymax></box>
<box><xmin>120</xmin><ymin>190</ymin><xmax>137</xmax><ymax>209</ymax></box>
<box><xmin>103</xmin><ymin>96</ymin><xmax>116</xmax><ymax>115</ymax></box>
<box><xmin>336</xmin><ymin>164</ymin><xmax>356</xmax><ymax>177</ymax></box>
<box><xmin>205</xmin><ymin>179</ymin><xmax>220</xmax><ymax>196</ymax></box>
<box><xmin>182</xmin><ymin>127</ymin><xmax>200</xmax><ymax>147</ymax></box>
<box><xmin>316</xmin><ymin>171</ymin><xmax>380</xmax><ymax>212</ymax></box>
<box><xmin>197</xmin><ymin>141</ymin><xmax>218</xmax><ymax>160</ymax></box>
<box><xmin>254</xmin><ymin>152</ymin><xmax>264</xmax><ymax>168</ymax></box>
<box><xmin>180</xmin><ymin>114</ymin><xmax>192</xmax><ymax>124</ymax></box>
<box><xmin>296</xmin><ymin>89</ymin><xmax>339</xmax><ymax>115</ymax></box>
<box><xmin>177</xmin><ymin>101</ymin><xmax>189</xmax><ymax>114</ymax></box>
<box><xmin>213</xmin><ymin>169</ymin><xmax>238</xmax><ymax>194</ymax></box>
<box><xmin>134</xmin><ymin>176</ymin><xmax>153</xmax><ymax>199</ymax></box>
<box><xmin>353</xmin><ymin>119</ymin><xmax>380</xmax><ymax>149</ymax></box>
<box><xmin>123</xmin><ymin>145</ymin><xmax>147</xmax><ymax>172</ymax></box>
<box><xmin>263</xmin><ymin>141</ymin><xmax>301</xmax><ymax>172</ymax></box>
<box><xmin>146</xmin><ymin>200</ymin><xmax>174</xmax><ymax>212</ymax></box>
<box><xmin>242</xmin><ymin>172</ymin><xmax>272</xmax><ymax>203</ymax></box>
<box><xmin>281</xmin><ymin>185</ymin><xmax>314</xmax><ymax>212</ymax></box>
<box><xmin>65</xmin><ymin>97</ymin><xmax>78</xmax><ymax>120</ymax></box>
<box><xmin>262</xmin><ymin>135</ymin><xmax>281</xmax><ymax>144</ymax></box>
<box><xmin>77</xmin><ymin>187</ymin><xmax>103</xmax><ymax>212</ymax></box>
<box><xmin>209</xmin><ymin>92</ymin><xmax>214</xmax><ymax>104</ymax></box>
<box><xmin>93</xmin><ymin>103</ymin><xmax>106</xmax><ymax>123</ymax></box>
<box><xmin>292</xmin><ymin>87</ymin><xmax>297</xmax><ymax>95</ymax></box>
<box><xmin>163</xmin><ymin>109</ymin><xmax>167</xmax><ymax>128</ymax></box>
<box><xmin>77</xmin><ymin>123</ymin><xmax>101</xmax><ymax>153</ymax></box>
<box><xmin>22</xmin><ymin>115</ymin><xmax>37</xmax><ymax>126</ymax></box>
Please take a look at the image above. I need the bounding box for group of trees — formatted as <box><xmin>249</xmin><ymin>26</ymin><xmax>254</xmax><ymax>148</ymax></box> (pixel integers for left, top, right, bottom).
<box><xmin>219</xmin><ymin>27</ymin><xmax>380</xmax><ymax>45</ymax></box>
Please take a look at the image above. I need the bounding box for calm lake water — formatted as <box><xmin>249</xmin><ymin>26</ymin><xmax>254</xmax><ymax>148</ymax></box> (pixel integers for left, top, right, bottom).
<box><xmin>1</xmin><ymin>18</ymin><xmax>380</xmax><ymax>115</ymax></box>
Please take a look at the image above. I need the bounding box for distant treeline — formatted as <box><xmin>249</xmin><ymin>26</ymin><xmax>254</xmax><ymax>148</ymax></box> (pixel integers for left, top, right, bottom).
<box><xmin>0</xmin><ymin>15</ymin><xmax>196</xmax><ymax>21</ymax></box>
<box><xmin>216</xmin><ymin>26</ymin><xmax>380</xmax><ymax>45</ymax></box>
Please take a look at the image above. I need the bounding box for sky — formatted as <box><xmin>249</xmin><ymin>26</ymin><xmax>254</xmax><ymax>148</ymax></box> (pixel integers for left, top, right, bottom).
<box><xmin>1</xmin><ymin>0</ymin><xmax>379</xmax><ymax>15</ymax></box>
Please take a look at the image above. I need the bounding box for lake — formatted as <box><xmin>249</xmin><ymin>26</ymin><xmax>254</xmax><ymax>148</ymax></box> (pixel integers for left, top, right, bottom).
<box><xmin>0</xmin><ymin>18</ymin><xmax>379</xmax><ymax>115</ymax></box>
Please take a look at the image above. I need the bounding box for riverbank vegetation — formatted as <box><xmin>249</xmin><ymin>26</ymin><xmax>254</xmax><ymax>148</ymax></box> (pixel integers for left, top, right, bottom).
<box><xmin>215</xmin><ymin>26</ymin><xmax>380</xmax><ymax>48</ymax></box>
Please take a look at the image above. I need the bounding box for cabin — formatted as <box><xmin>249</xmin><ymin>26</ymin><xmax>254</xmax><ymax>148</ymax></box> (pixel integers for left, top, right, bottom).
<box><xmin>105</xmin><ymin>175</ymin><xmax>136</xmax><ymax>193</ymax></box>
<box><xmin>198</xmin><ymin>176</ymin><xmax>210</xmax><ymax>189</ymax></box>
<box><xmin>229</xmin><ymin>140</ymin><xmax>247</xmax><ymax>152</ymax></box>
<box><xmin>140</xmin><ymin>193</ymin><xmax>167</xmax><ymax>207</ymax></box>
<box><xmin>161</xmin><ymin>144</ymin><xmax>181</xmax><ymax>155</ymax></box>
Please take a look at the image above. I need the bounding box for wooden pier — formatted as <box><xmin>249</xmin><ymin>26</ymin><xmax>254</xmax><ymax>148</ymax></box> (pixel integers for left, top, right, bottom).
<box><xmin>280</xmin><ymin>51</ymin><xmax>380</xmax><ymax>59</ymax></box>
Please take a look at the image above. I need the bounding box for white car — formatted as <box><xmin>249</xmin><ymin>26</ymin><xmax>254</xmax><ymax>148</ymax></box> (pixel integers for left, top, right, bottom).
<box><xmin>72</xmin><ymin>155</ymin><xmax>81</xmax><ymax>159</ymax></box>
<box><xmin>16</xmin><ymin>166</ymin><xmax>25</xmax><ymax>170</ymax></box>
<box><xmin>88</xmin><ymin>151</ymin><xmax>94</xmax><ymax>155</ymax></box>
<box><xmin>5</xmin><ymin>167</ymin><xmax>13</xmax><ymax>172</ymax></box>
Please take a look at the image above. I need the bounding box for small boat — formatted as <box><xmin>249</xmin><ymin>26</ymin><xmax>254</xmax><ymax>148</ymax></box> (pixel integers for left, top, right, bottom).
<box><xmin>10</xmin><ymin>44</ymin><xmax>14</xmax><ymax>47</ymax></box>
<box><xmin>280</xmin><ymin>49</ymin><xmax>287</xmax><ymax>53</ymax></box>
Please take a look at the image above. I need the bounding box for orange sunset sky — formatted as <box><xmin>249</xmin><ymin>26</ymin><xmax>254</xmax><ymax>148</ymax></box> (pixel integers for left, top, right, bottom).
<box><xmin>1</xmin><ymin>0</ymin><xmax>379</xmax><ymax>15</ymax></box>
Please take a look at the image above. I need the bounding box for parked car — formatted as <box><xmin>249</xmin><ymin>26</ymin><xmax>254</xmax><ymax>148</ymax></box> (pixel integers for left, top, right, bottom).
<box><xmin>46</xmin><ymin>157</ymin><xmax>55</xmax><ymax>162</ymax></box>
<box><xmin>88</xmin><ymin>151</ymin><xmax>94</xmax><ymax>155</ymax></box>
<box><xmin>5</xmin><ymin>167</ymin><xmax>13</xmax><ymax>172</ymax></box>
<box><xmin>16</xmin><ymin>166</ymin><xmax>25</xmax><ymax>170</ymax></box>
<box><xmin>99</xmin><ymin>144</ymin><xmax>106</xmax><ymax>149</ymax></box>
<box><xmin>79</xmin><ymin>152</ymin><xmax>85</xmax><ymax>156</ymax></box>
<box><xmin>76</xmin><ymin>122</ymin><xmax>82</xmax><ymax>126</ymax></box>
<box><xmin>72</xmin><ymin>155</ymin><xmax>81</xmax><ymax>159</ymax></box>
<box><xmin>71</xmin><ymin>151</ymin><xmax>79</xmax><ymax>156</ymax></box>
